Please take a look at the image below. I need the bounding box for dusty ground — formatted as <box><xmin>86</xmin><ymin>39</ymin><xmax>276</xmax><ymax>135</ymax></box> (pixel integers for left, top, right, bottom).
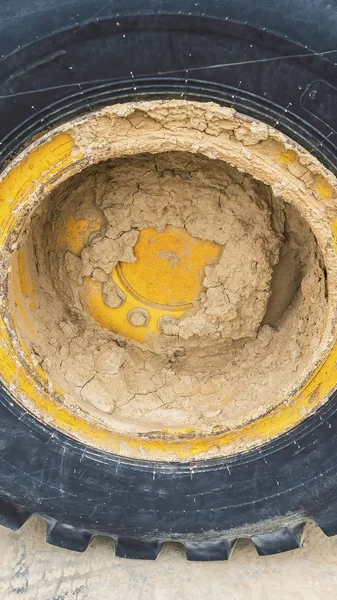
<box><xmin>0</xmin><ymin>518</ymin><xmax>337</xmax><ymax>599</ymax></box>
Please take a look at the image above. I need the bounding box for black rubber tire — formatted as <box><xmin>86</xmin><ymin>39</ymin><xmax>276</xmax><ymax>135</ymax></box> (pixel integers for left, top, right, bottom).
<box><xmin>1</xmin><ymin>0</ymin><xmax>337</xmax><ymax>560</ymax></box>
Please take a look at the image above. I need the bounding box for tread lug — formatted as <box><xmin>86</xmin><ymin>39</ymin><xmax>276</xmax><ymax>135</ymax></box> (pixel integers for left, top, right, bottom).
<box><xmin>251</xmin><ymin>524</ymin><xmax>305</xmax><ymax>556</ymax></box>
<box><xmin>316</xmin><ymin>522</ymin><xmax>337</xmax><ymax>536</ymax></box>
<box><xmin>115</xmin><ymin>537</ymin><xmax>163</xmax><ymax>560</ymax></box>
<box><xmin>0</xmin><ymin>496</ymin><xmax>31</xmax><ymax>531</ymax></box>
<box><xmin>314</xmin><ymin>509</ymin><xmax>337</xmax><ymax>536</ymax></box>
<box><xmin>184</xmin><ymin>539</ymin><xmax>236</xmax><ymax>561</ymax></box>
<box><xmin>46</xmin><ymin>520</ymin><xmax>92</xmax><ymax>552</ymax></box>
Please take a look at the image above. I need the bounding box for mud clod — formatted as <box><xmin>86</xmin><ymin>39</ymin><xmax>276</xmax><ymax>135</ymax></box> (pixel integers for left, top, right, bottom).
<box><xmin>11</xmin><ymin>149</ymin><xmax>326</xmax><ymax>435</ymax></box>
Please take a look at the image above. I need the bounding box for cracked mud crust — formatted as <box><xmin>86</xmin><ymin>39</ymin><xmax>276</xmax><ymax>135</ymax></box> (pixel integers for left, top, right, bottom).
<box><xmin>3</xmin><ymin>99</ymin><xmax>337</xmax><ymax>460</ymax></box>
<box><xmin>14</xmin><ymin>152</ymin><xmax>325</xmax><ymax>435</ymax></box>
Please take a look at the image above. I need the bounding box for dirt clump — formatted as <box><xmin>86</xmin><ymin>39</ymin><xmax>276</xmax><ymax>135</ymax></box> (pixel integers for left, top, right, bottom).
<box><xmin>12</xmin><ymin>151</ymin><xmax>326</xmax><ymax>434</ymax></box>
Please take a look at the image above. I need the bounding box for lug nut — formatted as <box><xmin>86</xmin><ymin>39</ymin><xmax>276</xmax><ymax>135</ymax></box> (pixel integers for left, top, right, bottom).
<box><xmin>127</xmin><ymin>308</ymin><xmax>149</xmax><ymax>327</ymax></box>
<box><xmin>102</xmin><ymin>280</ymin><xmax>125</xmax><ymax>308</ymax></box>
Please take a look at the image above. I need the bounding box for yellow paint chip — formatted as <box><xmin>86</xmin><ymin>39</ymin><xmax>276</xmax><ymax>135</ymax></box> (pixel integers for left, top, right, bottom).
<box><xmin>275</xmin><ymin>150</ymin><xmax>297</xmax><ymax>165</ymax></box>
<box><xmin>54</xmin><ymin>215</ymin><xmax>102</xmax><ymax>255</ymax></box>
<box><xmin>316</xmin><ymin>175</ymin><xmax>334</xmax><ymax>200</ymax></box>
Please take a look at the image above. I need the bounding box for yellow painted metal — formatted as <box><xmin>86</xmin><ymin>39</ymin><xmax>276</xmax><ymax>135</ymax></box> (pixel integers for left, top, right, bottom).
<box><xmin>332</xmin><ymin>219</ymin><xmax>337</xmax><ymax>253</ymax></box>
<box><xmin>80</xmin><ymin>273</ymin><xmax>186</xmax><ymax>342</ymax></box>
<box><xmin>53</xmin><ymin>215</ymin><xmax>103</xmax><ymax>255</ymax></box>
<box><xmin>275</xmin><ymin>150</ymin><xmax>297</xmax><ymax>165</ymax></box>
<box><xmin>122</xmin><ymin>227</ymin><xmax>221</xmax><ymax>306</ymax></box>
<box><xmin>80</xmin><ymin>226</ymin><xmax>221</xmax><ymax>341</ymax></box>
<box><xmin>1</xmin><ymin>129</ymin><xmax>337</xmax><ymax>460</ymax></box>
<box><xmin>16</xmin><ymin>247</ymin><xmax>36</xmax><ymax>303</ymax></box>
<box><xmin>0</xmin><ymin>134</ymin><xmax>74</xmax><ymax>248</ymax></box>
<box><xmin>315</xmin><ymin>175</ymin><xmax>334</xmax><ymax>201</ymax></box>
<box><xmin>11</xmin><ymin>249</ymin><xmax>36</xmax><ymax>338</ymax></box>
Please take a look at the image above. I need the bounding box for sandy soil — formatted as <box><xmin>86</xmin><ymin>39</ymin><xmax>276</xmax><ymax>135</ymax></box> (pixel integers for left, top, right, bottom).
<box><xmin>0</xmin><ymin>517</ymin><xmax>336</xmax><ymax>599</ymax></box>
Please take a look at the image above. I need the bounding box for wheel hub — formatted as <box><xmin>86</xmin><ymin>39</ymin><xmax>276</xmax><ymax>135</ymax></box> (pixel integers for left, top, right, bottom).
<box><xmin>81</xmin><ymin>226</ymin><xmax>221</xmax><ymax>341</ymax></box>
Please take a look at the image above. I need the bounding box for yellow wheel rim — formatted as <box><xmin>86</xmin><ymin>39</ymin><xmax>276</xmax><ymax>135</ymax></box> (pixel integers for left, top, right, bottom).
<box><xmin>1</xmin><ymin>99</ymin><xmax>337</xmax><ymax>461</ymax></box>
